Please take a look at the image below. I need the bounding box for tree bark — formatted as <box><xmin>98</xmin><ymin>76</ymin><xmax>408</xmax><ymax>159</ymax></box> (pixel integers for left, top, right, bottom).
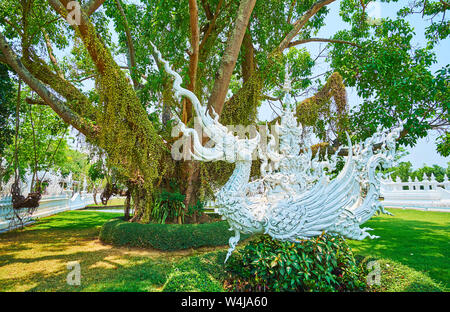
<box><xmin>84</xmin><ymin>0</ymin><xmax>106</xmax><ymax>16</ymax></box>
<box><xmin>114</xmin><ymin>0</ymin><xmax>138</xmax><ymax>89</ymax></box>
<box><xmin>124</xmin><ymin>190</ymin><xmax>131</xmax><ymax>221</ymax></box>
<box><xmin>278</xmin><ymin>0</ymin><xmax>337</xmax><ymax>52</ymax></box>
<box><xmin>207</xmin><ymin>0</ymin><xmax>256</xmax><ymax>116</ymax></box>
<box><xmin>181</xmin><ymin>0</ymin><xmax>201</xmax><ymax>223</ymax></box>
<box><xmin>93</xmin><ymin>187</ymin><xmax>98</xmax><ymax>205</ymax></box>
<box><xmin>242</xmin><ymin>30</ymin><xmax>256</xmax><ymax>83</ymax></box>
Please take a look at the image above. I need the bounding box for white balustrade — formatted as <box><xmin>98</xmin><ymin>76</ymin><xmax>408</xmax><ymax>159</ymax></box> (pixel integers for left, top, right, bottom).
<box><xmin>380</xmin><ymin>174</ymin><xmax>450</xmax><ymax>210</ymax></box>
<box><xmin>0</xmin><ymin>171</ymin><xmax>99</xmax><ymax>232</ymax></box>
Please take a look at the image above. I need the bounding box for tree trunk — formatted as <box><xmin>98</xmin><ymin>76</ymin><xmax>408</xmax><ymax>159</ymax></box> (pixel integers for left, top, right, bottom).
<box><xmin>182</xmin><ymin>161</ymin><xmax>201</xmax><ymax>223</ymax></box>
<box><xmin>129</xmin><ymin>185</ymin><xmax>152</xmax><ymax>223</ymax></box>
<box><xmin>93</xmin><ymin>187</ymin><xmax>98</xmax><ymax>205</ymax></box>
<box><xmin>207</xmin><ymin>0</ymin><xmax>257</xmax><ymax>115</ymax></box>
<box><xmin>124</xmin><ymin>190</ymin><xmax>131</xmax><ymax>221</ymax></box>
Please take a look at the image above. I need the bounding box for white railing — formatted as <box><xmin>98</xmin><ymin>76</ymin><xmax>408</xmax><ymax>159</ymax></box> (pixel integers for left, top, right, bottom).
<box><xmin>0</xmin><ymin>191</ymin><xmax>99</xmax><ymax>232</ymax></box>
<box><xmin>380</xmin><ymin>174</ymin><xmax>450</xmax><ymax>210</ymax></box>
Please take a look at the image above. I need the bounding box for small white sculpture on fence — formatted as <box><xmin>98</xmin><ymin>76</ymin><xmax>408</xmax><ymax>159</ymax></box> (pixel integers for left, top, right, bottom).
<box><xmin>45</xmin><ymin>171</ymin><xmax>65</xmax><ymax>195</ymax></box>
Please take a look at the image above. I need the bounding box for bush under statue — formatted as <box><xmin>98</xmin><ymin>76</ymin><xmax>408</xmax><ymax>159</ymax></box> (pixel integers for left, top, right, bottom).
<box><xmin>150</xmin><ymin>43</ymin><xmax>403</xmax><ymax>267</ymax></box>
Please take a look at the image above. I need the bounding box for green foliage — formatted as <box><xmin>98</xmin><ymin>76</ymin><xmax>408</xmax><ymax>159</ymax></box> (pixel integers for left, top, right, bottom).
<box><xmin>151</xmin><ymin>189</ymin><xmax>186</xmax><ymax>224</ymax></box>
<box><xmin>330</xmin><ymin>2</ymin><xmax>449</xmax><ymax>153</ymax></box>
<box><xmin>58</xmin><ymin>148</ymin><xmax>89</xmax><ymax>182</ymax></box>
<box><xmin>226</xmin><ymin>234</ymin><xmax>367</xmax><ymax>292</ymax></box>
<box><xmin>436</xmin><ymin>132</ymin><xmax>450</xmax><ymax>157</ymax></box>
<box><xmin>398</xmin><ymin>0</ymin><xmax>449</xmax><ymax>48</ymax></box>
<box><xmin>99</xmin><ymin>218</ymin><xmax>250</xmax><ymax>251</ymax></box>
<box><xmin>0</xmin><ymin>64</ymin><xmax>15</xmax><ymax>157</ymax></box>
<box><xmin>384</xmin><ymin>161</ymin><xmax>450</xmax><ymax>182</ymax></box>
<box><xmin>87</xmin><ymin>159</ymin><xmax>106</xmax><ymax>183</ymax></box>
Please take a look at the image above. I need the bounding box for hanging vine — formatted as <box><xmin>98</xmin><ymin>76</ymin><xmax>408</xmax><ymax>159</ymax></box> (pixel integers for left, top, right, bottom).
<box><xmin>296</xmin><ymin>72</ymin><xmax>349</xmax><ymax>144</ymax></box>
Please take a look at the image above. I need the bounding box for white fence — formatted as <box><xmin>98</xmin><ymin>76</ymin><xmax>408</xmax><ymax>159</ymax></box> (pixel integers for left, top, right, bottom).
<box><xmin>0</xmin><ymin>191</ymin><xmax>99</xmax><ymax>232</ymax></box>
<box><xmin>380</xmin><ymin>174</ymin><xmax>450</xmax><ymax>210</ymax></box>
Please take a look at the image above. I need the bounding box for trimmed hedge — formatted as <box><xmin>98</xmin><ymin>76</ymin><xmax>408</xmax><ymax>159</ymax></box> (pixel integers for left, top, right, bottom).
<box><xmin>99</xmin><ymin>217</ymin><xmax>249</xmax><ymax>251</ymax></box>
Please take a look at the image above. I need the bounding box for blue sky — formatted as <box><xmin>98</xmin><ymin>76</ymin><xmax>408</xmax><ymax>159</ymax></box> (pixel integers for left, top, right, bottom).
<box><xmin>258</xmin><ymin>0</ymin><xmax>449</xmax><ymax>169</ymax></box>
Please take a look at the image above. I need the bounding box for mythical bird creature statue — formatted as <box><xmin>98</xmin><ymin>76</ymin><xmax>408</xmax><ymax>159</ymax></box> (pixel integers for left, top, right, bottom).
<box><xmin>151</xmin><ymin>43</ymin><xmax>403</xmax><ymax>262</ymax></box>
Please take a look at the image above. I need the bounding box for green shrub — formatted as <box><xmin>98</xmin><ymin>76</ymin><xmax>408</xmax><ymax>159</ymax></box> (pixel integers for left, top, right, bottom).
<box><xmin>151</xmin><ymin>189</ymin><xmax>186</xmax><ymax>224</ymax></box>
<box><xmin>99</xmin><ymin>218</ymin><xmax>249</xmax><ymax>251</ymax></box>
<box><xmin>226</xmin><ymin>234</ymin><xmax>367</xmax><ymax>292</ymax></box>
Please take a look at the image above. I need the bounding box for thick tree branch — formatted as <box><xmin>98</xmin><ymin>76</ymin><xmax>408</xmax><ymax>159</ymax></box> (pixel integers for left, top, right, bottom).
<box><xmin>21</xmin><ymin>48</ymin><xmax>96</xmax><ymax>119</ymax></box>
<box><xmin>42</xmin><ymin>29</ymin><xmax>64</xmax><ymax>79</ymax></box>
<box><xmin>288</xmin><ymin>37</ymin><xmax>361</xmax><ymax>48</ymax></box>
<box><xmin>182</xmin><ymin>0</ymin><xmax>201</xmax><ymax>217</ymax></box>
<box><xmin>199</xmin><ymin>0</ymin><xmax>224</xmax><ymax>52</ymax></box>
<box><xmin>207</xmin><ymin>0</ymin><xmax>257</xmax><ymax>116</ymax></box>
<box><xmin>279</xmin><ymin>0</ymin><xmax>337</xmax><ymax>52</ymax></box>
<box><xmin>48</xmin><ymin>0</ymin><xmax>167</xmax><ymax>169</ymax></box>
<box><xmin>26</xmin><ymin>97</ymin><xmax>47</xmax><ymax>105</ymax></box>
<box><xmin>183</xmin><ymin>0</ymin><xmax>200</xmax><ymax>123</ymax></box>
<box><xmin>84</xmin><ymin>0</ymin><xmax>106</xmax><ymax>16</ymax></box>
<box><xmin>242</xmin><ymin>29</ymin><xmax>256</xmax><ymax>83</ymax></box>
<box><xmin>0</xmin><ymin>33</ymin><xmax>98</xmax><ymax>138</ymax></box>
<box><xmin>188</xmin><ymin>0</ymin><xmax>200</xmax><ymax>93</ymax></box>
<box><xmin>114</xmin><ymin>0</ymin><xmax>138</xmax><ymax>89</ymax></box>
<box><xmin>200</xmin><ymin>0</ymin><xmax>214</xmax><ymax>20</ymax></box>
<box><xmin>48</xmin><ymin>0</ymin><xmax>108</xmax><ymax>74</ymax></box>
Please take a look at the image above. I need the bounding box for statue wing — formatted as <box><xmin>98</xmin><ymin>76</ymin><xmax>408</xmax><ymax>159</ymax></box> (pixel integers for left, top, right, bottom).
<box><xmin>265</xmin><ymin>134</ymin><xmax>361</xmax><ymax>241</ymax></box>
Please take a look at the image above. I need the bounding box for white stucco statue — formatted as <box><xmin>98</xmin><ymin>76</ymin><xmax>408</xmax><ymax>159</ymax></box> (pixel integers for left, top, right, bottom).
<box><xmin>151</xmin><ymin>43</ymin><xmax>403</xmax><ymax>262</ymax></box>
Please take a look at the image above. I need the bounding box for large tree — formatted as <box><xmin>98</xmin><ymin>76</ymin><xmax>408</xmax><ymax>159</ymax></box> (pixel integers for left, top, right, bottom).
<box><xmin>0</xmin><ymin>0</ymin><xmax>448</xmax><ymax>223</ymax></box>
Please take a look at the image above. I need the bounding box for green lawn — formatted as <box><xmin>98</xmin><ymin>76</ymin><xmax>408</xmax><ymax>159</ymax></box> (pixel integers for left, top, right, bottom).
<box><xmin>0</xmin><ymin>209</ymin><xmax>448</xmax><ymax>291</ymax></box>
<box><xmin>347</xmin><ymin>209</ymin><xmax>449</xmax><ymax>289</ymax></box>
<box><xmin>0</xmin><ymin>211</ymin><xmax>222</xmax><ymax>291</ymax></box>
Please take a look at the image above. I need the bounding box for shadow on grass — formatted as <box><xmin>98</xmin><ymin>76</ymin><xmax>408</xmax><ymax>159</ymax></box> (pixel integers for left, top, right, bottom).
<box><xmin>0</xmin><ymin>211</ymin><xmax>227</xmax><ymax>292</ymax></box>
<box><xmin>1</xmin><ymin>250</ymin><xmax>173</xmax><ymax>292</ymax></box>
<box><xmin>0</xmin><ymin>212</ymin><xmax>122</xmax><ymax>251</ymax></box>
